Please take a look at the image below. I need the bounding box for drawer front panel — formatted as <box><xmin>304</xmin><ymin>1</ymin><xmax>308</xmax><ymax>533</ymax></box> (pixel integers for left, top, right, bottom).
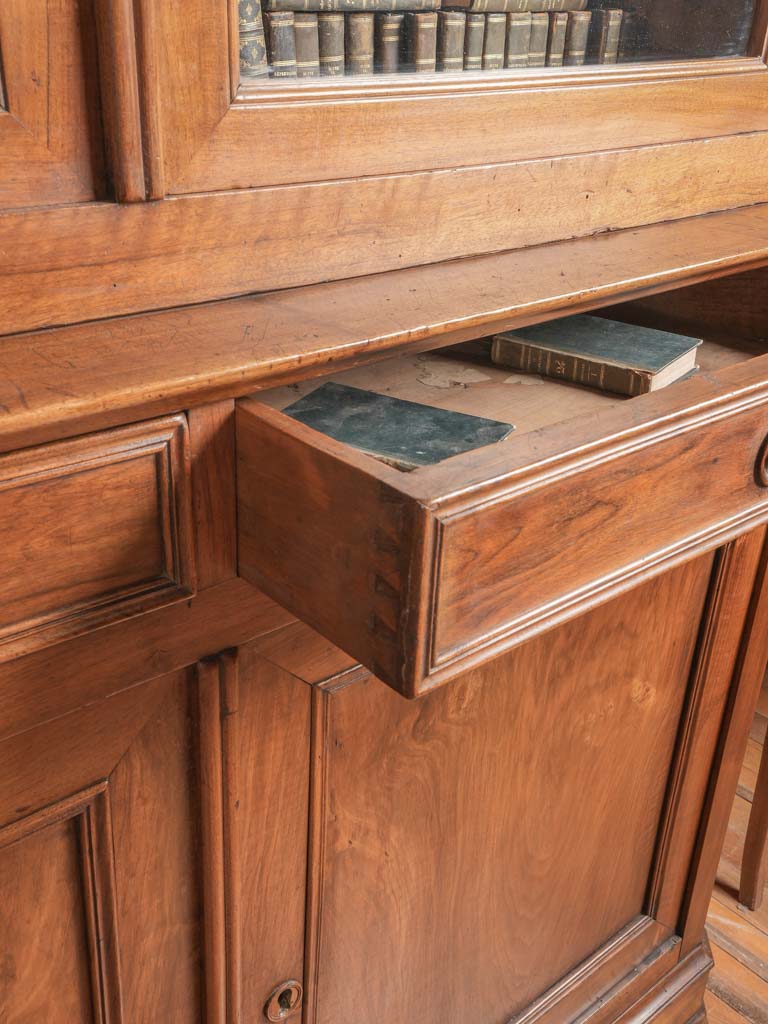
<box><xmin>431</xmin><ymin>393</ymin><xmax>768</xmax><ymax>674</ymax></box>
<box><xmin>237</xmin><ymin>358</ymin><xmax>768</xmax><ymax>697</ymax></box>
<box><xmin>0</xmin><ymin>417</ymin><xmax>195</xmax><ymax>656</ymax></box>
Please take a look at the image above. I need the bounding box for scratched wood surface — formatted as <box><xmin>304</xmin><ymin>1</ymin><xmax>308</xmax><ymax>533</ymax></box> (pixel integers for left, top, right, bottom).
<box><xmin>2</xmin><ymin>208</ymin><xmax>768</xmax><ymax>456</ymax></box>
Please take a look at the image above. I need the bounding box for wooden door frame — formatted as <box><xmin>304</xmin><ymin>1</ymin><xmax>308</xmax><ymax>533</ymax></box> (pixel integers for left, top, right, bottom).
<box><xmin>0</xmin><ymin>0</ymin><xmax>106</xmax><ymax>209</ymax></box>
<box><xmin>133</xmin><ymin>0</ymin><xmax>768</xmax><ymax>197</ymax></box>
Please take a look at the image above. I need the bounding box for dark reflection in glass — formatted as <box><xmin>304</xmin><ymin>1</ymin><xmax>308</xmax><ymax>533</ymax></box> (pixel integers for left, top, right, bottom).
<box><xmin>238</xmin><ymin>0</ymin><xmax>758</xmax><ymax>82</ymax></box>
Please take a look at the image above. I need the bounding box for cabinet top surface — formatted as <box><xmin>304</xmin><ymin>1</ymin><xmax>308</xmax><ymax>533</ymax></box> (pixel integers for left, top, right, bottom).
<box><xmin>1</xmin><ymin>204</ymin><xmax>768</xmax><ymax>456</ymax></box>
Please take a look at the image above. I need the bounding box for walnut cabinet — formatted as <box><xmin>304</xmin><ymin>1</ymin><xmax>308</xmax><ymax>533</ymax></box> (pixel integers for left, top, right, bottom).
<box><xmin>4</xmin><ymin>3</ymin><xmax>768</xmax><ymax>1024</ymax></box>
<box><xmin>4</xmin><ymin>273</ymin><xmax>768</xmax><ymax>1024</ymax></box>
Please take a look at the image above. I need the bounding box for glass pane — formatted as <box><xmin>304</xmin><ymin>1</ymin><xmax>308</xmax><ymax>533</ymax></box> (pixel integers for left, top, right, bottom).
<box><xmin>238</xmin><ymin>0</ymin><xmax>759</xmax><ymax>83</ymax></box>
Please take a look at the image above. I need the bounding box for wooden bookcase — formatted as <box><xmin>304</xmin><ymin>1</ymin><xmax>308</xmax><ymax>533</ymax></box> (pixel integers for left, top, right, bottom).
<box><xmin>3</xmin><ymin>4</ymin><xmax>768</xmax><ymax>1024</ymax></box>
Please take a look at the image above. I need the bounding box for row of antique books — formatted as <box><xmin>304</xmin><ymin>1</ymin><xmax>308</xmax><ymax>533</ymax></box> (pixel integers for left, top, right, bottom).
<box><xmin>240</xmin><ymin>2</ymin><xmax>622</xmax><ymax>77</ymax></box>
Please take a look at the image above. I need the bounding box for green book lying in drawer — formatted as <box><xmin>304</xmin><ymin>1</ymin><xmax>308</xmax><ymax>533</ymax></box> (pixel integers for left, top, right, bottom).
<box><xmin>492</xmin><ymin>314</ymin><xmax>702</xmax><ymax>397</ymax></box>
<box><xmin>283</xmin><ymin>381</ymin><xmax>514</xmax><ymax>470</ymax></box>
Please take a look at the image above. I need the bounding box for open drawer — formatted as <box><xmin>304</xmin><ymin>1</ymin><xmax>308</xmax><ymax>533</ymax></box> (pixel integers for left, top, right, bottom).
<box><xmin>237</xmin><ymin>316</ymin><xmax>768</xmax><ymax>698</ymax></box>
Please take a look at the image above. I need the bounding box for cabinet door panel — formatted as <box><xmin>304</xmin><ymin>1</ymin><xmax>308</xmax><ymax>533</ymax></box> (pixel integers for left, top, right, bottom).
<box><xmin>0</xmin><ymin>0</ymin><xmax>102</xmax><ymax>209</ymax></box>
<box><xmin>0</xmin><ymin>819</ymin><xmax>95</xmax><ymax>1024</ymax></box>
<box><xmin>308</xmin><ymin>555</ymin><xmax>714</xmax><ymax>1024</ymax></box>
<box><xmin>109</xmin><ymin>669</ymin><xmax>203</xmax><ymax>1024</ymax></box>
<box><xmin>0</xmin><ymin>645</ymin><xmax>311</xmax><ymax>1024</ymax></box>
<box><xmin>238</xmin><ymin>643</ymin><xmax>311</xmax><ymax>1019</ymax></box>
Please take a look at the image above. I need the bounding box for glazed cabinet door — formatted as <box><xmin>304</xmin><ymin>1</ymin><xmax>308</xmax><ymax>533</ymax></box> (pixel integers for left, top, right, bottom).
<box><xmin>0</xmin><ymin>0</ymin><xmax>103</xmax><ymax>210</ymax></box>
<box><xmin>0</xmin><ymin>642</ymin><xmax>311</xmax><ymax>1024</ymax></box>
<box><xmin>124</xmin><ymin>0</ymin><xmax>768</xmax><ymax>305</ymax></box>
<box><xmin>292</xmin><ymin>530</ymin><xmax>768</xmax><ymax>1024</ymax></box>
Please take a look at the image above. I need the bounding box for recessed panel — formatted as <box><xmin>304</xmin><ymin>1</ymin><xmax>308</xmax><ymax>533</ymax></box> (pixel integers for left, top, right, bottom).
<box><xmin>0</xmin><ymin>820</ymin><xmax>94</xmax><ymax>1024</ymax></box>
<box><xmin>0</xmin><ymin>416</ymin><xmax>195</xmax><ymax>657</ymax></box>
<box><xmin>312</xmin><ymin>556</ymin><xmax>712</xmax><ymax>1024</ymax></box>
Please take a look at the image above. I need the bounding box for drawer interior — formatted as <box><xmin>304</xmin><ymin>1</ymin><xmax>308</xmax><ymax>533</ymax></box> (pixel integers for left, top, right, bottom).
<box><xmin>255</xmin><ymin>331</ymin><xmax>757</xmax><ymax>470</ymax></box>
<box><xmin>239</xmin><ymin>288</ymin><xmax>768</xmax><ymax>696</ymax></box>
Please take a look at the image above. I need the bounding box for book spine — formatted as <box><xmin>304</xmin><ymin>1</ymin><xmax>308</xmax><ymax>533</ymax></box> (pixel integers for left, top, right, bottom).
<box><xmin>406</xmin><ymin>11</ymin><xmax>438</xmax><ymax>72</ymax></box>
<box><xmin>586</xmin><ymin>8</ymin><xmax>622</xmax><ymax>64</ymax></box>
<box><xmin>318</xmin><ymin>12</ymin><xmax>345</xmax><ymax>73</ymax></box>
<box><xmin>294</xmin><ymin>12</ymin><xmax>321</xmax><ymax>75</ymax></box>
<box><xmin>445</xmin><ymin>0</ymin><xmax>587</xmax><ymax>12</ymax></box>
<box><xmin>437</xmin><ymin>11</ymin><xmax>466</xmax><ymax>71</ymax></box>
<box><xmin>482</xmin><ymin>12</ymin><xmax>506</xmax><ymax>68</ymax></box>
<box><xmin>525</xmin><ymin>0</ymin><xmax>587</xmax><ymax>8</ymax></box>
<box><xmin>563</xmin><ymin>9</ymin><xmax>591</xmax><ymax>65</ymax></box>
<box><xmin>617</xmin><ymin>9</ymin><xmax>637</xmax><ymax>61</ymax></box>
<box><xmin>266</xmin><ymin>11</ymin><xmax>298</xmax><ymax>76</ymax></box>
<box><xmin>545</xmin><ymin>11</ymin><xmax>567</xmax><ymax>65</ymax></box>
<box><xmin>375</xmin><ymin>12</ymin><xmax>404</xmax><ymax>71</ymax></box>
<box><xmin>504</xmin><ymin>11</ymin><xmax>531</xmax><ymax>67</ymax></box>
<box><xmin>346</xmin><ymin>12</ymin><xmax>375</xmax><ymax>73</ymax></box>
<box><xmin>266</xmin><ymin>0</ymin><xmax>438</xmax><ymax>11</ymax></box>
<box><xmin>527</xmin><ymin>12</ymin><xmax>548</xmax><ymax>65</ymax></box>
<box><xmin>239</xmin><ymin>0</ymin><xmax>269</xmax><ymax>78</ymax></box>
<box><xmin>491</xmin><ymin>338</ymin><xmax>651</xmax><ymax>397</ymax></box>
<box><xmin>463</xmin><ymin>12</ymin><xmax>485</xmax><ymax>69</ymax></box>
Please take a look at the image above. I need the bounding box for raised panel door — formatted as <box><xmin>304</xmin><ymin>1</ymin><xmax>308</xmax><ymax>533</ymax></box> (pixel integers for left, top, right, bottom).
<box><xmin>0</xmin><ymin>0</ymin><xmax>103</xmax><ymax>210</ymax></box>
<box><xmin>295</xmin><ymin>531</ymin><xmax>768</xmax><ymax>1024</ymax></box>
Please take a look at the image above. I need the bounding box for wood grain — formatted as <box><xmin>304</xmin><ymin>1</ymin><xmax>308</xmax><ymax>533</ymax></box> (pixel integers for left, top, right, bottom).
<box><xmin>606</xmin><ymin>269</ymin><xmax>768</xmax><ymax>345</ymax></box>
<box><xmin>682</xmin><ymin>528</ymin><xmax>768</xmax><ymax>952</ymax></box>
<box><xmin>174</xmin><ymin>70</ymin><xmax>768</xmax><ymax>194</ymax></box>
<box><xmin>141</xmin><ymin>0</ymin><xmax>768</xmax><ymax>194</ymax></box>
<box><xmin>739</xmin><ymin>724</ymin><xmax>768</xmax><ymax>908</ymax></box>
<box><xmin>736</xmin><ymin>737</ymin><xmax>762</xmax><ymax>799</ymax></box>
<box><xmin>4</xmin><ymin>139</ymin><xmax>768</xmax><ymax>338</ymax></box>
<box><xmin>78</xmin><ymin>791</ymin><xmax>124</xmax><ymax>1024</ymax></box>
<box><xmin>0</xmin><ymin>416</ymin><xmax>195</xmax><ymax>659</ymax></box>
<box><xmin>197</xmin><ymin>659</ymin><xmax>227</xmax><ymax>1024</ymax></box>
<box><xmin>93</xmin><ymin>0</ymin><xmax>146</xmax><ymax>202</ymax></box>
<box><xmin>109</xmin><ymin>670</ymin><xmax>203</xmax><ymax>1024</ymax></box>
<box><xmin>706</xmin><ymin>898</ymin><xmax>768</xmax><ymax>982</ymax></box>
<box><xmin>649</xmin><ymin>542</ymin><xmax>762</xmax><ymax>931</ymax></box>
<box><xmin>220</xmin><ymin>652</ymin><xmax>242</xmax><ymax>1024</ymax></box>
<box><xmin>307</xmin><ymin>559</ymin><xmax>710</xmax><ymax>1024</ymax></box>
<box><xmin>613</xmin><ymin>942</ymin><xmax>712</xmax><ymax>1024</ymax></box>
<box><xmin>707</xmin><ymin>940</ymin><xmax>768</xmax><ymax>1023</ymax></box>
<box><xmin>0</xmin><ymin>0</ymin><xmax>102</xmax><ymax>209</ymax></box>
<box><xmin>0</xmin><ymin>818</ymin><xmax>94</xmax><ymax>1023</ymax></box>
<box><xmin>189</xmin><ymin>402</ymin><xmax>237</xmax><ymax>589</ymax></box>
<box><xmin>0</xmin><ymin>577</ymin><xmax>292</xmax><ymax>743</ymax></box>
<box><xmin>237</xmin><ymin>346</ymin><xmax>768</xmax><ymax>696</ymax></box>
<box><xmin>3</xmin><ymin>206</ymin><xmax>768</xmax><ymax>453</ymax></box>
<box><xmin>237</xmin><ymin>643</ymin><xmax>311</xmax><ymax>1022</ymax></box>
<box><xmin>0</xmin><ymin>672</ymin><xmax>169</xmax><ymax>828</ymax></box>
<box><xmin>705</xmin><ymin>991</ymin><xmax>748</xmax><ymax>1024</ymax></box>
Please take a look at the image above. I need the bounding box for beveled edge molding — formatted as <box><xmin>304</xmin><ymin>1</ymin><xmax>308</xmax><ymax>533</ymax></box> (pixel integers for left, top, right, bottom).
<box><xmin>93</xmin><ymin>0</ymin><xmax>146</xmax><ymax>202</ymax></box>
<box><xmin>509</xmin><ymin>918</ymin><xmax>673</xmax><ymax>1024</ymax></box>
<box><xmin>0</xmin><ymin>415</ymin><xmax>196</xmax><ymax>659</ymax></box>
<box><xmin>236</xmin><ymin>55</ymin><xmax>765</xmax><ymax>106</ymax></box>
<box><xmin>196</xmin><ymin>651</ymin><xmax>242</xmax><ymax>1024</ymax></box>
<box><xmin>417</xmin><ymin>384</ymin><xmax>768</xmax><ymax>687</ymax></box>
<box><xmin>423</xmin><ymin>507</ymin><xmax>768</xmax><ymax>692</ymax></box>
<box><xmin>2</xmin><ymin>206</ymin><xmax>768</xmax><ymax>455</ymax></box>
<box><xmin>0</xmin><ymin>783</ymin><xmax>125</xmax><ymax>1024</ymax></box>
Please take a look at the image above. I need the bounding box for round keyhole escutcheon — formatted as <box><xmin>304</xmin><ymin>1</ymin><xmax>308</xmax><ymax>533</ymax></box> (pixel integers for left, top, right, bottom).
<box><xmin>757</xmin><ymin>435</ymin><xmax>768</xmax><ymax>488</ymax></box>
<box><xmin>264</xmin><ymin>980</ymin><xmax>303</xmax><ymax>1022</ymax></box>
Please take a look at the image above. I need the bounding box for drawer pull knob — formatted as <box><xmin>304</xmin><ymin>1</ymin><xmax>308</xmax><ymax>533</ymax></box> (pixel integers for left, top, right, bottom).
<box><xmin>757</xmin><ymin>436</ymin><xmax>768</xmax><ymax>487</ymax></box>
<box><xmin>264</xmin><ymin>980</ymin><xmax>303</xmax><ymax>1021</ymax></box>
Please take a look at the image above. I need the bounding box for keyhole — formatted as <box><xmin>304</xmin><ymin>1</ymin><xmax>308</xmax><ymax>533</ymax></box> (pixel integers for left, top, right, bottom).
<box><xmin>264</xmin><ymin>980</ymin><xmax>303</xmax><ymax>1021</ymax></box>
<box><xmin>278</xmin><ymin>990</ymin><xmax>295</xmax><ymax>1011</ymax></box>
